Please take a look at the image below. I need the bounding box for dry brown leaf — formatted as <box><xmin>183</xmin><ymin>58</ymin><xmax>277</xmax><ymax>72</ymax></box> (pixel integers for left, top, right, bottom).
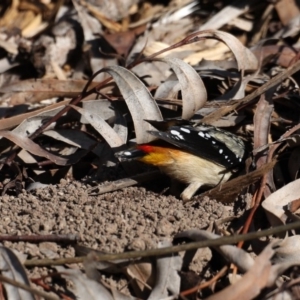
<box><xmin>125</xmin><ymin>262</ymin><xmax>153</xmax><ymax>297</ymax></box>
<box><xmin>206</xmin><ymin>242</ymin><xmax>275</xmax><ymax>300</ymax></box>
<box><xmin>102</xmin><ymin>65</ymin><xmax>163</xmax><ymax>144</ymax></box>
<box><xmin>253</xmin><ymin>93</ymin><xmax>274</xmax><ymax>168</ymax></box>
<box><xmin>148</xmin><ymin>240</ymin><xmax>182</xmax><ymax>300</ymax></box>
<box><xmin>193</xmin><ymin>30</ymin><xmax>258</xmax><ymax>72</ymax></box>
<box><xmin>199</xmin><ymin>0</ymin><xmax>257</xmax><ymax>31</ymax></box>
<box><xmin>42</xmin><ymin>130</ymin><xmax>97</xmax><ymax>150</ymax></box>
<box><xmin>253</xmin><ymin>92</ymin><xmax>275</xmax><ymax>198</ymax></box>
<box><xmin>80</xmin><ymin>99</ymin><xmax>116</xmax><ymax>123</ymax></box>
<box><xmin>0</xmin><ymin>245</ymin><xmax>35</xmax><ymax>300</ymax></box>
<box><xmin>154</xmin><ymin>74</ymin><xmax>180</xmax><ymax>99</ymax></box>
<box><xmin>175</xmin><ymin>230</ymin><xmax>254</xmax><ymax>273</ymax></box>
<box><xmin>262</xmin><ymin>179</ymin><xmax>300</xmax><ymax>227</ymax></box>
<box><xmin>198</xmin><ymin>160</ymin><xmax>277</xmax><ymax>203</ymax></box>
<box><xmin>0</xmin><ymin>131</ymin><xmax>68</xmax><ymax>165</ymax></box>
<box><xmin>0</xmin><ymin>79</ymin><xmax>100</xmax><ymax>105</ymax></box>
<box><xmin>72</xmin><ymin>0</ymin><xmax>102</xmax><ymax>40</ymax></box>
<box><xmin>273</xmin><ymin>236</ymin><xmax>300</xmax><ymax>265</ymax></box>
<box><xmin>251</xmin><ymin>45</ymin><xmax>298</xmax><ymax>68</ymax></box>
<box><xmin>70</xmin><ymin>105</ymin><xmax>125</xmax><ymax>150</ymax></box>
<box><xmin>160</xmin><ymin>57</ymin><xmax>207</xmax><ymax>119</ymax></box>
<box><xmin>56</xmin><ymin>266</ymin><xmax>114</xmax><ymax>300</ymax></box>
<box><xmin>0</xmin><ymin>100</ymin><xmax>70</xmax><ymax>131</ymax></box>
<box><xmin>275</xmin><ymin>0</ymin><xmax>300</xmax><ymax>26</ymax></box>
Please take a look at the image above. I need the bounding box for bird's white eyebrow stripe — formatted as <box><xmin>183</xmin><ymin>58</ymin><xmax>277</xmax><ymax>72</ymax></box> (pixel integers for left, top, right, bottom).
<box><xmin>180</xmin><ymin>128</ymin><xmax>190</xmax><ymax>133</ymax></box>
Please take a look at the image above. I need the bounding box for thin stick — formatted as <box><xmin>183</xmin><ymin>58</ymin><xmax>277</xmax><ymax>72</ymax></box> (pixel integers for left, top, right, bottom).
<box><xmin>0</xmin><ymin>274</ymin><xmax>59</xmax><ymax>300</ymax></box>
<box><xmin>87</xmin><ymin>170</ymin><xmax>161</xmax><ymax>195</ymax></box>
<box><xmin>0</xmin><ymin>234</ymin><xmax>79</xmax><ymax>243</ymax></box>
<box><xmin>25</xmin><ymin>220</ymin><xmax>300</xmax><ymax>267</ymax></box>
<box><xmin>180</xmin><ymin>266</ymin><xmax>228</xmax><ymax>296</ymax></box>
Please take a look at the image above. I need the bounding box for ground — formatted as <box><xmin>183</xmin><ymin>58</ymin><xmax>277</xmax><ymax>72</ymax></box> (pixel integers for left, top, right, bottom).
<box><xmin>0</xmin><ymin>178</ymin><xmax>236</xmax><ymax>283</ymax></box>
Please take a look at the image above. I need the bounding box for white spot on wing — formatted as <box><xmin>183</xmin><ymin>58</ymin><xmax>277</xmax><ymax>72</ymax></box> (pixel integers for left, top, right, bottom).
<box><xmin>219</xmin><ymin>149</ymin><xmax>223</xmax><ymax>154</ymax></box>
<box><xmin>170</xmin><ymin>130</ymin><xmax>184</xmax><ymax>140</ymax></box>
<box><xmin>180</xmin><ymin>127</ymin><xmax>190</xmax><ymax>133</ymax></box>
<box><xmin>205</xmin><ymin>133</ymin><xmax>211</xmax><ymax>138</ymax></box>
<box><xmin>198</xmin><ymin>131</ymin><xmax>205</xmax><ymax>138</ymax></box>
<box><xmin>171</xmin><ymin>130</ymin><xmax>180</xmax><ymax>136</ymax></box>
<box><xmin>124</xmin><ymin>151</ymin><xmax>132</xmax><ymax>156</ymax></box>
<box><xmin>212</xmin><ymin>141</ymin><xmax>216</xmax><ymax>144</ymax></box>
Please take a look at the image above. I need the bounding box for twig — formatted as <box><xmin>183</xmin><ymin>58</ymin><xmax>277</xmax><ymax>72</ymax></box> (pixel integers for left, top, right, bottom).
<box><xmin>0</xmin><ymin>274</ymin><xmax>59</xmax><ymax>300</ymax></box>
<box><xmin>180</xmin><ymin>266</ymin><xmax>228</xmax><ymax>296</ymax></box>
<box><xmin>87</xmin><ymin>170</ymin><xmax>161</xmax><ymax>195</ymax></box>
<box><xmin>0</xmin><ymin>234</ymin><xmax>79</xmax><ymax>243</ymax></box>
<box><xmin>24</xmin><ymin>220</ymin><xmax>300</xmax><ymax>267</ymax></box>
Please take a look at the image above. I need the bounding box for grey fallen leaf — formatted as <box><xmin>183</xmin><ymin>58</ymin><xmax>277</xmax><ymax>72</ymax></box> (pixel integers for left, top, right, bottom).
<box><xmin>148</xmin><ymin>240</ymin><xmax>182</xmax><ymax>300</ymax></box>
<box><xmin>44</xmin><ymin>128</ymin><xmax>117</xmax><ymax>162</ymax></box>
<box><xmin>26</xmin><ymin>182</ymin><xmax>49</xmax><ymax>191</ymax></box>
<box><xmin>56</xmin><ymin>266</ymin><xmax>114</xmax><ymax>300</ymax></box>
<box><xmin>197</xmin><ymin>58</ymin><xmax>238</xmax><ymax>70</ymax></box>
<box><xmin>43</xmin><ymin>129</ymin><xmax>97</xmax><ymax>149</ymax></box>
<box><xmin>206</xmin><ymin>242</ymin><xmax>276</xmax><ymax>300</ymax></box>
<box><xmin>113</xmin><ymin>110</ymin><xmax>128</xmax><ymax>145</ymax></box>
<box><xmin>111</xmin><ymin>286</ymin><xmax>139</xmax><ymax>300</ymax></box>
<box><xmin>272</xmin><ymin>236</ymin><xmax>300</xmax><ymax>265</ymax></box>
<box><xmin>208</xmin><ymin>241</ymin><xmax>300</xmax><ymax>300</ymax></box>
<box><xmin>262</xmin><ymin>179</ymin><xmax>300</xmax><ymax>227</ymax></box>
<box><xmin>0</xmin><ymin>245</ymin><xmax>35</xmax><ymax>300</ymax></box>
<box><xmin>158</xmin><ymin>1</ymin><xmax>199</xmax><ymax>25</ymax></box>
<box><xmin>194</xmin><ymin>30</ymin><xmax>258</xmax><ymax>72</ymax></box>
<box><xmin>154</xmin><ymin>74</ymin><xmax>181</xmax><ymax>99</ymax></box>
<box><xmin>125</xmin><ymin>261</ymin><xmax>153</xmax><ymax>296</ymax></box>
<box><xmin>0</xmin><ymin>57</ymin><xmax>19</xmax><ymax>73</ymax></box>
<box><xmin>199</xmin><ymin>0</ymin><xmax>257</xmax><ymax>31</ymax></box>
<box><xmin>81</xmin><ymin>100</ymin><xmax>116</xmax><ymax>124</ymax></box>
<box><xmin>265</xmin><ymin>290</ymin><xmax>293</xmax><ymax>300</ymax></box>
<box><xmin>83</xmin><ymin>253</ymin><xmax>150</xmax><ymax>300</ymax></box>
<box><xmin>12</xmin><ymin>106</ymin><xmax>63</xmax><ymax>137</ymax></box>
<box><xmin>175</xmin><ymin>229</ymin><xmax>254</xmax><ymax>273</ymax></box>
<box><xmin>102</xmin><ymin>66</ymin><xmax>163</xmax><ymax>144</ymax></box>
<box><xmin>72</xmin><ymin>0</ymin><xmax>103</xmax><ymax>40</ymax></box>
<box><xmin>273</xmin><ymin>14</ymin><xmax>300</xmax><ymax>39</ymax></box>
<box><xmin>0</xmin><ymin>131</ymin><xmax>68</xmax><ymax>166</ymax></box>
<box><xmin>195</xmin><ymin>107</ymin><xmax>246</xmax><ymax>126</ymax></box>
<box><xmin>217</xmin><ymin>73</ymin><xmax>258</xmax><ymax>101</ymax></box>
<box><xmin>160</xmin><ymin>57</ymin><xmax>207</xmax><ymax>119</ymax></box>
<box><xmin>70</xmin><ymin>105</ymin><xmax>124</xmax><ymax>150</ymax></box>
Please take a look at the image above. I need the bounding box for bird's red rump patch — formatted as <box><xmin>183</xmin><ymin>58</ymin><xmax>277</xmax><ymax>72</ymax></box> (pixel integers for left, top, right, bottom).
<box><xmin>137</xmin><ymin>145</ymin><xmax>154</xmax><ymax>153</ymax></box>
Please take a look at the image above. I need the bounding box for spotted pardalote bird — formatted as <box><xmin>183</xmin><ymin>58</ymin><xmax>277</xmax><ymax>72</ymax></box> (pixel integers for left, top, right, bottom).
<box><xmin>117</xmin><ymin>120</ymin><xmax>247</xmax><ymax>202</ymax></box>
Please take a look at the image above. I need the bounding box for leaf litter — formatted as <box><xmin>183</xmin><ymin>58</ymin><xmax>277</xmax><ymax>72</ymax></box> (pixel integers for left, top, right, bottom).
<box><xmin>1</xmin><ymin>0</ymin><xmax>300</xmax><ymax>299</ymax></box>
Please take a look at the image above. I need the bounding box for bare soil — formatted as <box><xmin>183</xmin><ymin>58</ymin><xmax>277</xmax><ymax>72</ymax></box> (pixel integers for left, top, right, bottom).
<box><xmin>0</xmin><ymin>178</ymin><xmax>236</xmax><ymax>279</ymax></box>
